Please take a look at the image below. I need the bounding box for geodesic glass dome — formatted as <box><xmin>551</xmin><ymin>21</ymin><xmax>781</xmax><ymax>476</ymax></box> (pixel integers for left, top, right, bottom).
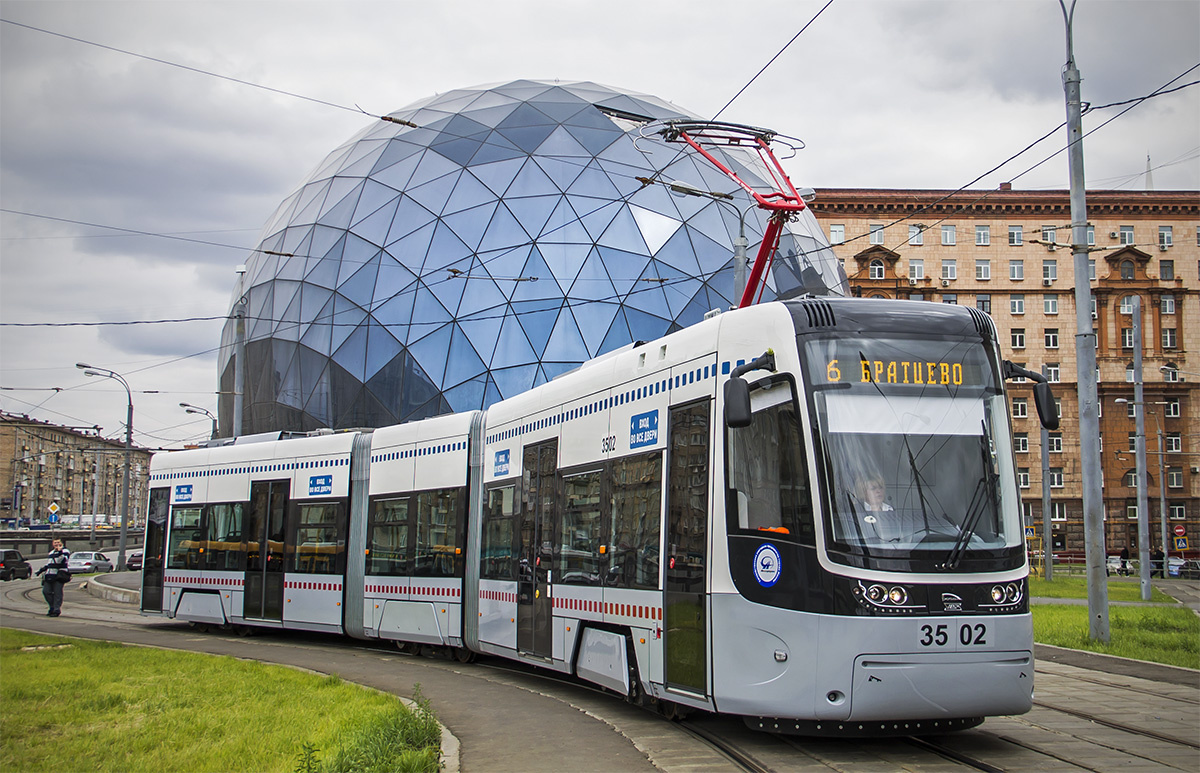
<box><xmin>218</xmin><ymin>80</ymin><xmax>846</xmax><ymax>435</ymax></box>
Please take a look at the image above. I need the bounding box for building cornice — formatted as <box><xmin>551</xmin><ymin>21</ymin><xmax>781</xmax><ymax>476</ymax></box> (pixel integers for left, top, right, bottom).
<box><xmin>810</xmin><ymin>188</ymin><xmax>1200</xmax><ymax>218</ymax></box>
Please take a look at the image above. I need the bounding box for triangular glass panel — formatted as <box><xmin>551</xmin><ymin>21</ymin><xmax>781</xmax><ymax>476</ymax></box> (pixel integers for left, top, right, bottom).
<box><xmin>443</xmin><ymin>172</ymin><xmax>495</xmax><ymax>217</ymax></box>
<box><xmin>462</xmin><ymin>88</ymin><xmax>521</xmax><ymax>112</ymax></box>
<box><xmin>624</xmin><ymin>266</ymin><xmax>672</xmax><ymax>321</ymax></box>
<box><xmin>337</xmin><ymin>253</ymin><xmax>381</xmax><ymax>308</ymax></box>
<box><xmin>410</xmin><ymin>283</ymin><xmax>454</xmax><ymax>331</ymax></box>
<box><xmin>421</xmin><ymin>221</ymin><xmax>473</xmax><ymax>273</ymax></box>
<box><xmin>629</xmin><ymin>200</ymin><xmax>682</xmax><ymax>254</ymax></box>
<box><xmin>300</xmin><ymin>296</ymin><xmax>335</xmax><ymax>355</ymax></box>
<box><xmin>383</xmin><ymin>197</ymin><xmax>438</xmax><ymax>247</ymax></box>
<box><xmin>441</xmin><ymin>378</ymin><xmax>487</xmax><ymax>413</ymax></box>
<box><xmin>540</xmin><ymin>243</ymin><xmax>590</xmax><ymax>288</ymax></box>
<box><xmin>384</xmin><ymin>220</ymin><xmax>436</xmax><ymax>270</ymax></box>
<box><xmin>542</xmin><ymin>309</ymin><xmax>587</xmax><ymax>361</ymax></box>
<box><xmin>364</xmin><ymin>321</ymin><xmax>404</xmax><ymax>381</ymax></box>
<box><xmin>652</xmin><ymin>227</ymin><xmax>702</xmax><ymax>278</ymax></box>
<box><xmin>490</xmin><ymin>364</ymin><xmax>538</xmax><ymax>400</ymax></box>
<box><xmin>512</xmin><ymin>248</ymin><xmax>563</xmax><ymax>302</ymax></box>
<box><xmin>406</xmin><ymin>171</ymin><xmax>460</xmax><ymax>216</ymax></box>
<box><xmin>293</xmin><ymin>179</ymin><xmax>334</xmax><ymax>226</ymax></box>
<box><xmin>567</xmin><ymin>248</ymin><xmax>617</xmax><ymax>302</ymax></box>
<box><xmin>504</xmin><ymin>193</ymin><xmax>559</xmax><ymax>240</ymax></box>
<box><xmin>481</xmin><ymin>377</ymin><xmax>503</xmax><ymax>410</ymax></box>
<box><xmin>568</xmin><ymin>299</ymin><xmax>620</xmax><ymax>356</ymax></box>
<box><xmin>443</xmin><ymin>324</ymin><xmax>488</xmax><ymax>388</ymax></box>
<box><xmin>338</xmin><ymin>235</ymin><xmax>380</xmax><ymax>284</ymax></box>
<box><xmin>331</xmin><ymin>322</ymin><xmax>369</xmax><ymax>382</ymax></box>
<box><xmin>622</xmin><ymin>306</ymin><xmax>670</xmax><ymax>345</ymax></box>
<box><xmin>534</xmin><ymin>156</ymin><xmax>584</xmax><ymax>193</ymax></box>
<box><xmin>352</xmin><ymin>179</ymin><xmax>402</xmax><ymax>225</ymax></box>
<box><xmin>370</xmin><ymin>143</ymin><xmax>424</xmax><ymax>187</ymax></box>
<box><xmin>373</xmin><ymin>257</ymin><xmax>419</xmax><ymax>303</ymax></box>
<box><xmin>407</xmin><ymin>150</ymin><xmax>462</xmax><ymax>190</ymax></box>
<box><xmin>328</xmin><ymin>293</ymin><xmax>368</xmax><ymax>353</ymax></box>
<box><xmin>305</xmin><ymin>254</ymin><xmax>342</xmax><ymax>290</ymax></box>
<box><xmin>487</xmin><ymin>312</ymin><xmax>534</xmax><ymax>369</ymax></box>
<box><xmin>274</xmin><ymin>284</ymin><xmax>303</xmax><ymax>343</ymax></box>
<box><xmin>596</xmin><ymin>246</ymin><xmax>650</xmax><ymax>297</ymax></box>
<box><xmin>597</xmin><ymin>206</ymin><xmax>649</xmax><ymax>254</ymax></box>
<box><xmin>598</xmin><ymin>308</ymin><xmax>632</xmax><ymax>355</ymax></box>
<box><xmin>457</xmin><ymin>313</ymin><xmax>503</xmax><ymax>364</ymax></box>
<box><xmin>364</xmin><ymin>349</ymin><xmax>408</xmax><ymax>421</ymax></box>
<box><xmin>570</xmin><ymin>196</ymin><xmax>621</xmax><ymax>241</ymax></box>
<box><xmin>685</xmin><ymin>224</ymin><xmax>734</xmax><ymax>277</ymax></box>
<box><xmin>506</xmin><ymin>158</ymin><xmax>559</xmax><ymax>199</ymax></box>
<box><xmin>350</xmin><ymin>198</ymin><xmax>399</xmax><ymax>248</ymax></box>
<box><xmin>535</xmin><ymin>124</ymin><xmax>592</xmax><ymax>158</ymax></box>
<box><xmin>406</xmin><ymin>321</ymin><xmax>453</xmax><ymax>387</ymax></box>
<box><xmin>566</xmin><ymin>165</ymin><xmax>623</xmax><ymax>200</ymax></box>
<box><xmin>316</xmin><ymin>184</ymin><xmax>363</xmax><ymax>231</ymax></box>
<box><xmin>309</xmin><ymin>225</ymin><xmax>346</xmax><ymax>261</ymax></box>
<box><xmin>507</xmin><ymin>298</ymin><xmax>561</xmax><ymax>357</ymax></box>
<box><xmin>539</xmin><ymin>198</ymin><xmax>590</xmax><ymax>244</ymax></box>
<box><xmin>368</xmin><ymin>289</ymin><xmax>417</xmax><ymax>339</ymax></box>
<box><xmin>453</xmin><ymin>265</ymin><xmax>508</xmax><ymax>319</ymax></box>
<box><xmin>467</xmin><ymin>131</ymin><xmax>528</xmax><ymax>165</ymax></box>
<box><xmin>467</xmin><ymin>157</ymin><xmax>526</xmax><ymax>197</ymax></box>
<box><xmin>441</xmin><ymin>201</ymin><xmax>497</xmax><ymax>253</ymax></box>
<box><xmin>276</xmin><ymin>254</ymin><xmax>306</xmax><ymax>282</ymax></box>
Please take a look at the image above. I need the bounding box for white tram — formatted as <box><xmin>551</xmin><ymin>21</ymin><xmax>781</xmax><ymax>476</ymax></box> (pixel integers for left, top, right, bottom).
<box><xmin>142</xmin><ymin>297</ymin><xmax>1057</xmax><ymax>735</ymax></box>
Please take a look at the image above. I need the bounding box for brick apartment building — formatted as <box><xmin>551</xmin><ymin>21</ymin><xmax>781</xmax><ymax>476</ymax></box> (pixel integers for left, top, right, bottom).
<box><xmin>812</xmin><ymin>187</ymin><xmax>1200</xmax><ymax>557</ymax></box>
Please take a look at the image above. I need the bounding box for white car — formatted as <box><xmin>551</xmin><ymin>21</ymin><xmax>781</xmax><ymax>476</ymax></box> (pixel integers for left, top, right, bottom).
<box><xmin>67</xmin><ymin>551</ymin><xmax>115</xmax><ymax>574</ymax></box>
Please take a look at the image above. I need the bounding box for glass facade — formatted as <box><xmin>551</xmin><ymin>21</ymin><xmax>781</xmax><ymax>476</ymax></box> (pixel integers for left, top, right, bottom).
<box><xmin>218</xmin><ymin>81</ymin><xmax>845</xmax><ymax>434</ymax></box>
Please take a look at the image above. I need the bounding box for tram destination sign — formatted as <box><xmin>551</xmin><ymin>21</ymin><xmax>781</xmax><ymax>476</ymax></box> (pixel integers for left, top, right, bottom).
<box><xmin>812</xmin><ymin>338</ymin><xmax>988</xmax><ymax>390</ymax></box>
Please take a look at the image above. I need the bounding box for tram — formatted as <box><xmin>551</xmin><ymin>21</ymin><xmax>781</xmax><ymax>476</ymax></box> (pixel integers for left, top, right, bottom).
<box><xmin>141</xmin><ymin>297</ymin><xmax>1057</xmax><ymax>735</ymax></box>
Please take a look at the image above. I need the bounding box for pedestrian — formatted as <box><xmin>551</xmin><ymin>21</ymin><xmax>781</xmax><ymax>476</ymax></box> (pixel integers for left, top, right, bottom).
<box><xmin>1119</xmin><ymin>546</ymin><xmax>1129</xmax><ymax>576</ymax></box>
<box><xmin>34</xmin><ymin>538</ymin><xmax>70</xmax><ymax>616</ymax></box>
<box><xmin>1151</xmin><ymin>546</ymin><xmax>1165</xmax><ymax>579</ymax></box>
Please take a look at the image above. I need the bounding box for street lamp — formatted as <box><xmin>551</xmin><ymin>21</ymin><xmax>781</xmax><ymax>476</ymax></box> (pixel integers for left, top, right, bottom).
<box><xmin>77</xmin><ymin>362</ymin><xmax>132</xmax><ymax>571</ymax></box>
<box><xmin>180</xmin><ymin>402</ymin><xmax>218</xmax><ymax>440</ymax></box>
<box><xmin>1115</xmin><ymin>397</ymin><xmax>1170</xmax><ymax>594</ymax></box>
<box><xmin>667</xmin><ymin>180</ymin><xmax>758</xmax><ymax>304</ymax></box>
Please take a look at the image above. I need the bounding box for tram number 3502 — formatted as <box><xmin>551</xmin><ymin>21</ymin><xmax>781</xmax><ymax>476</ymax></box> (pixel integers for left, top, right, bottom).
<box><xmin>919</xmin><ymin>623</ymin><xmax>988</xmax><ymax>647</ymax></box>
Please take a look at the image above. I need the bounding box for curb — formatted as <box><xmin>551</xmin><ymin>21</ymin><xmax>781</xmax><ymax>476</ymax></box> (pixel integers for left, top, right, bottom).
<box><xmin>84</xmin><ymin>574</ymin><xmax>140</xmax><ymax>605</ymax></box>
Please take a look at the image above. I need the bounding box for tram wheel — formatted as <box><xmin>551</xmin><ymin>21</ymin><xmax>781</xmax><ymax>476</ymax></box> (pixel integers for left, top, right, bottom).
<box><xmin>396</xmin><ymin>641</ymin><xmax>420</xmax><ymax>655</ymax></box>
<box><xmin>453</xmin><ymin>647</ymin><xmax>476</xmax><ymax>663</ymax></box>
<box><xmin>191</xmin><ymin>623</ymin><xmax>209</xmax><ymax>633</ymax></box>
<box><xmin>235</xmin><ymin>625</ymin><xmax>254</xmax><ymax>637</ymax></box>
<box><xmin>657</xmin><ymin>700</ymin><xmax>690</xmax><ymax>721</ymax></box>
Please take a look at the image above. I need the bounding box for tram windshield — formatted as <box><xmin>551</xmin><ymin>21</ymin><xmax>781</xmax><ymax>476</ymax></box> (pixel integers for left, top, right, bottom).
<box><xmin>803</xmin><ymin>336</ymin><xmax>1023</xmax><ymax>570</ymax></box>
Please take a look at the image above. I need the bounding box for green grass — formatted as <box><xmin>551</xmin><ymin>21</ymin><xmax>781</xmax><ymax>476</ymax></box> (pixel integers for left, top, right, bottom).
<box><xmin>1032</xmin><ymin>604</ymin><xmax>1200</xmax><ymax>670</ymax></box>
<box><xmin>0</xmin><ymin>628</ymin><xmax>440</xmax><ymax>773</ymax></box>
<box><xmin>1029</xmin><ymin>575</ymin><xmax>1174</xmax><ymax>602</ymax></box>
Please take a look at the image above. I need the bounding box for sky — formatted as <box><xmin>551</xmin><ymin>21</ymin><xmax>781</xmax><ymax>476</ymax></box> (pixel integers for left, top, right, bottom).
<box><xmin>1</xmin><ymin>0</ymin><xmax>1197</xmax><ymax>451</ymax></box>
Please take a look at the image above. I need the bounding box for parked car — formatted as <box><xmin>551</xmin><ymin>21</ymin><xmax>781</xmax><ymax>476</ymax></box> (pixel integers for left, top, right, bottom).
<box><xmin>1176</xmin><ymin>559</ymin><xmax>1200</xmax><ymax>580</ymax></box>
<box><xmin>67</xmin><ymin>551</ymin><xmax>114</xmax><ymax>574</ymax></box>
<box><xmin>126</xmin><ymin>550</ymin><xmax>143</xmax><ymax>571</ymax></box>
<box><xmin>0</xmin><ymin>549</ymin><xmax>32</xmax><ymax>581</ymax></box>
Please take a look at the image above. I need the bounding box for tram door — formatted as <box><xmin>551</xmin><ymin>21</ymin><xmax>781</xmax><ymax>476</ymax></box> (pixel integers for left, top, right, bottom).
<box><xmin>664</xmin><ymin>400</ymin><xmax>710</xmax><ymax>694</ymax></box>
<box><xmin>518</xmin><ymin>440</ymin><xmax>557</xmax><ymax>658</ymax></box>
<box><xmin>141</xmin><ymin>487</ymin><xmax>169</xmax><ymax>612</ymax></box>
<box><xmin>244</xmin><ymin>480</ymin><xmax>288</xmax><ymax>621</ymax></box>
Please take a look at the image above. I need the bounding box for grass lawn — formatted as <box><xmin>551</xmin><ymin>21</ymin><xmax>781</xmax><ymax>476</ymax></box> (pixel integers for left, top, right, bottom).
<box><xmin>1029</xmin><ymin>575</ymin><xmax>1174</xmax><ymax>602</ymax></box>
<box><xmin>1032</xmin><ymin>604</ymin><xmax>1200</xmax><ymax>670</ymax></box>
<box><xmin>0</xmin><ymin>628</ymin><xmax>440</xmax><ymax>773</ymax></box>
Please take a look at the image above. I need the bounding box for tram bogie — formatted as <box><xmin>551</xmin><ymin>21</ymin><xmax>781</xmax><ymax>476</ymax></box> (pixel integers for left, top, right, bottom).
<box><xmin>143</xmin><ymin>297</ymin><xmax>1048</xmax><ymax>735</ymax></box>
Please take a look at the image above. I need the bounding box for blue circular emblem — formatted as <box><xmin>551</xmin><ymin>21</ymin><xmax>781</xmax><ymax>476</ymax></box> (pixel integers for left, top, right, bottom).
<box><xmin>753</xmin><ymin>544</ymin><xmax>782</xmax><ymax>587</ymax></box>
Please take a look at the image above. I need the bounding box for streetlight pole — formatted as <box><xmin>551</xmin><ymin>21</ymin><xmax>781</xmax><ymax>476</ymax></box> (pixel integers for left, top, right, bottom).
<box><xmin>1132</xmin><ymin>299</ymin><xmax>1151</xmax><ymax>600</ymax></box>
<box><xmin>77</xmin><ymin>363</ymin><xmax>132</xmax><ymax>571</ymax></box>
<box><xmin>180</xmin><ymin>403</ymin><xmax>218</xmax><ymax>440</ymax></box>
<box><xmin>666</xmin><ymin>180</ymin><xmax>758</xmax><ymax>305</ymax></box>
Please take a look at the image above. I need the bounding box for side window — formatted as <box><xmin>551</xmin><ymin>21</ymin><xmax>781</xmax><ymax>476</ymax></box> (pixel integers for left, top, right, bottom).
<box><xmin>367</xmin><ymin>497</ymin><xmax>409</xmax><ymax>576</ymax></box>
<box><xmin>481</xmin><ymin>486</ymin><xmax>515</xmax><ymax>580</ymax></box>
<box><xmin>607</xmin><ymin>451</ymin><xmax>662</xmax><ymax>589</ymax></box>
<box><xmin>415</xmin><ymin>488</ymin><xmax>463</xmax><ymax>577</ymax></box>
<box><xmin>726</xmin><ymin>380</ymin><xmax>815</xmax><ymax>544</ymax></box>
<box><xmin>204</xmin><ymin>503</ymin><xmax>244</xmax><ymax>571</ymax></box>
<box><xmin>166</xmin><ymin>506</ymin><xmax>203</xmax><ymax>570</ymax></box>
<box><xmin>292</xmin><ymin>501</ymin><xmax>346</xmax><ymax>574</ymax></box>
<box><xmin>560</xmin><ymin>471</ymin><xmax>603</xmax><ymax>585</ymax></box>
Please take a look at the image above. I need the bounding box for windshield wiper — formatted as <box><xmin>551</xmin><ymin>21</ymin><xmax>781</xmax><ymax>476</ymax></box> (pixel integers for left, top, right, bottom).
<box><xmin>941</xmin><ymin>427</ymin><xmax>998</xmax><ymax>570</ymax></box>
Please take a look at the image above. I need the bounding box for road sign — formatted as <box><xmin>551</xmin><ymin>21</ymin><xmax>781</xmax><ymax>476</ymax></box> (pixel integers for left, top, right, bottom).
<box><xmin>47</xmin><ymin>514</ymin><xmax>59</xmax><ymax>524</ymax></box>
<box><xmin>1175</xmin><ymin>537</ymin><xmax>1189</xmax><ymax>551</ymax></box>
<box><xmin>48</xmin><ymin>502</ymin><xmax>60</xmax><ymax>515</ymax></box>
<box><xmin>1174</xmin><ymin>524</ymin><xmax>1186</xmax><ymax>538</ymax></box>
<box><xmin>1024</xmin><ymin>526</ymin><xmax>1036</xmax><ymax>538</ymax></box>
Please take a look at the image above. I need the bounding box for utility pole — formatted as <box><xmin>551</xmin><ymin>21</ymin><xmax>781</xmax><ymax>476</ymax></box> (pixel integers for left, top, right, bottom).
<box><xmin>233</xmin><ymin>265</ymin><xmax>248</xmax><ymax>439</ymax></box>
<box><xmin>1133</xmin><ymin>297</ymin><xmax>1151</xmax><ymax>600</ymax></box>
<box><xmin>1060</xmin><ymin>0</ymin><xmax>1108</xmax><ymax>641</ymax></box>
<box><xmin>1041</xmin><ymin>364</ymin><xmax>1053</xmax><ymax>581</ymax></box>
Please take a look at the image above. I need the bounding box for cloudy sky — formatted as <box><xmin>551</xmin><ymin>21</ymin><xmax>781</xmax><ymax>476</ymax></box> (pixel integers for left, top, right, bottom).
<box><xmin>1</xmin><ymin>0</ymin><xmax>1197</xmax><ymax>449</ymax></box>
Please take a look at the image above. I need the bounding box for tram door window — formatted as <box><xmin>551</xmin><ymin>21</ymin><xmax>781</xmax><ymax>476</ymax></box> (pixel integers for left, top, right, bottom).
<box><xmin>481</xmin><ymin>486</ymin><xmax>515</xmax><ymax>580</ymax></box>
<box><xmin>292</xmin><ymin>502</ymin><xmax>345</xmax><ymax>575</ymax></box>
<box><xmin>166</xmin><ymin>506</ymin><xmax>203</xmax><ymax>570</ymax></box>
<box><xmin>204</xmin><ymin>503</ymin><xmax>245</xmax><ymax>571</ymax></box>
<box><xmin>141</xmin><ymin>487</ymin><xmax>169</xmax><ymax>612</ymax></box>
<box><xmin>245</xmin><ymin>480</ymin><xmax>289</xmax><ymax>621</ymax></box>
<box><xmin>367</xmin><ymin>498</ymin><xmax>409</xmax><ymax>576</ymax></box>
<box><xmin>518</xmin><ymin>440</ymin><xmax>558</xmax><ymax>658</ymax></box>
<box><xmin>665</xmin><ymin>400</ymin><xmax>711</xmax><ymax>695</ymax></box>
<box><xmin>607</xmin><ymin>451</ymin><xmax>663</xmax><ymax>589</ymax></box>
<box><xmin>559</xmin><ymin>471</ymin><xmax>603</xmax><ymax>585</ymax></box>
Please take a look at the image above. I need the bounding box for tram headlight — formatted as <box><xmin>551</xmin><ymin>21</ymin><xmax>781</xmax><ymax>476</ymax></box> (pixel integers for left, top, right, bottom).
<box><xmin>887</xmin><ymin>586</ymin><xmax>908</xmax><ymax>605</ymax></box>
<box><xmin>866</xmin><ymin>584</ymin><xmax>887</xmax><ymax>603</ymax></box>
<box><xmin>1005</xmin><ymin>583</ymin><xmax>1022</xmax><ymax>603</ymax></box>
<box><xmin>990</xmin><ymin>585</ymin><xmax>1006</xmax><ymax>603</ymax></box>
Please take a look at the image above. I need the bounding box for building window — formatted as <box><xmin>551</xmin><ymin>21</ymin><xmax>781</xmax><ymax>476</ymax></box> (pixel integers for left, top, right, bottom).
<box><xmin>1049</xmin><ymin>432</ymin><xmax>1063</xmax><ymax>453</ymax></box>
<box><xmin>1041</xmin><ymin>225</ymin><xmax>1057</xmax><ymax>245</ymax></box>
<box><xmin>1126</xmin><ymin>500</ymin><xmax>1139</xmax><ymax>517</ymax></box>
<box><xmin>1052</xmin><ymin>502</ymin><xmax>1068</xmax><ymax>521</ymax></box>
<box><xmin>1120</xmin><ymin>295</ymin><xmax>1135</xmax><ymax>314</ymax></box>
<box><xmin>1012</xmin><ymin>329</ymin><xmax>1026</xmax><ymax>348</ymax></box>
<box><xmin>1166</xmin><ymin>398</ymin><xmax>1181</xmax><ymax>418</ymax></box>
<box><xmin>1163</xmin><ymin>328</ymin><xmax>1177</xmax><ymax>349</ymax></box>
<box><xmin>1160</xmin><ymin>259</ymin><xmax>1174</xmax><ymax>281</ymax></box>
<box><xmin>976</xmin><ymin>294</ymin><xmax>991</xmax><ymax>314</ymax></box>
<box><xmin>1043</xmin><ymin>259</ymin><xmax>1057</xmax><ymax>281</ymax></box>
<box><xmin>941</xmin><ymin>293</ymin><xmax>957</xmax><ymax>305</ymax></box>
<box><xmin>1089</xmin><ymin>259</ymin><xmax>1096</xmax><ymax>280</ymax></box>
<box><xmin>1049</xmin><ymin>468</ymin><xmax>1064</xmax><ymax>488</ymax></box>
<box><xmin>976</xmin><ymin>225</ymin><xmax>991</xmax><ymax>246</ymax></box>
<box><xmin>942</xmin><ymin>225</ymin><xmax>956</xmax><ymax>245</ymax></box>
<box><xmin>1018</xmin><ymin>468</ymin><xmax>1030</xmax><ymax>488</ymax></box>
<box><xmin>1014</xmin><ymin>433</ymin><xmax>1029</xmax><ymax>452</ymax></box>
<box><xmin>1119</xmin><ymin>225</ymin><xmax>1135</xmax><ymax>245</ymax></box>
<box><xmin>869</xmin><ymin>224</ymin><xmax>884</xmax><ymax>245</ymax></box>
<box><xmin>1121</xmin><ymin>261</ymin><xmax>1135</xmax><ymax>280</ymax></box>
<box><xmin>1043</xmin><ymin>294</ymin><xmax>1058</xmax><ymax>314</ymax></box>
<box><xmin>1128</xmin><ymin>432</ymin><xmax>1139</xmax><ymax>452</ymax></box>
<box><xmin>1125</xmin><ymin>470</ymin><xmax>1139</xmax><ymax>488</ymax></box>
<box><xmin>1125</xmin><ymin>363</ymin><xmax>1136</xmax><ymax>383</ymax></box>
<box><xmin>1012</xmin><ymin>398</ymin><xmax>1028</xmax><ymax>418</ymax></box>
<box><xmin>1009</xmin><ymin>225</ymin><xmax>1023</xmax><ymax>246</ymax></box>
<box><xmin>975</xmin><ymin>259</ymin><xmax>991</xmax><ymax>280</ymax></box>
<box><xmin>869</xmin><ymin>259</ymin><xmax>885</xmax><ymax>280</ymax></box>
<box><xmin>941</xmin><ymin>260</ymin><xmax>957</xmax><ymax>280</ymax></box>
<box><xmin>1162</xmin><ymin>294</ymin><xmax>1175</xmax><ymax>314</ymax></box>
<box><xmin>829</xmin><ymin>224</ymin><xmax>845</xmax><ymax>244</ymax></box>
<box><xmin>1010</xmin><ymin>259</ymin><xmax>1024</xmax><ymax>280</ymax></box>
<box><xmin>1159</xmin><ymin>226</ymin><xmax>1173</xmax><ymax>248</ymax></box>
<box><xmin>909</xmin><ymin>225</ymin><xmax>924</xmax><ymax>246</ymax></box>
<box><xmin>1170</xmin><ymin>504</ymin><xmax>1186</xmax><ymax>520</ymax></box>
<box><xmin>1167</xmin><ymin>433</ymin><xmax>1182</xmax><ymax>453</ymax></box>
<box><xmin>1011</xmin><ymin>294</ymin><xmax>1025</xmax><ymax>314</ymax></box>
<box><xmin>1046</xmin><ymin>363</ymin><xmax>1060</xmax><ymax>383</ymax></box>
<box><xmin>909</xmin><ymin>259</ymin><xmax>924</xmax><ymax>280</ymax></box>
<box><xmin>1087</xmin><ymin>225</ymin><xmax>1095</xmax><ymax>246</ymax></box>
<box><xmin>1168</xmin><ymin>468</ymin><xmax>1183</xmax><ymax>488</ymax></box>
<box><xmin>1045</xmin><ymin>329</ymin><xmax>1059</xmax><ymax>348</ymax></box>
<box><xmin>1164</xmin><ymin>364</ymin><xmax>1179</xmax><ymax>383</ymax></box>
<box><xmin>909</xmin><ymin>293</ymin><xmax>924</xmax><ymax>302</ymax></box>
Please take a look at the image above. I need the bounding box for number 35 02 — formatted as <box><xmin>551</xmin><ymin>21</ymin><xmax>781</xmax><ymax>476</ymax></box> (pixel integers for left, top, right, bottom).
<box><xmin>919</xmin><ymin>623</ymin><xmax>987</xmax><ymax>647</ymax></box>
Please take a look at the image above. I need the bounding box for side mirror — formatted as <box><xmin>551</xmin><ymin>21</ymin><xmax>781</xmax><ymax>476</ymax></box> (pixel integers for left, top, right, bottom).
<box><xmin>1033</xmin><ymin>381</ymin><xmax>1060</xmax><ymax>430</ymax></box>
<box><xmin>725</xmin><ymin>377</ymin><xmax>751</xmax><ymax>428</ymax></box>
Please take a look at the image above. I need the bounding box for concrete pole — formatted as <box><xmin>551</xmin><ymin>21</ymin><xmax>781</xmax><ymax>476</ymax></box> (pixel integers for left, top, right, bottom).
<box><xmin>1041</xmin><ymin>365</ymin><xmax>1053</xmax><ymax>580</ymax></box>
<box><xmin>1133</xmin><ymin>297</ymin><xmax>1151</xmax><ymax>600</ymax></box>
<box><xmin>1060</xmin><ymin>0</ymin><xmax>1108</xmax><ymax>640</ymax></box>
<box><xmin>1157</xmin><ymin>421</ymin><xmax>1168</xmax><ymax>576</ymax></box>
